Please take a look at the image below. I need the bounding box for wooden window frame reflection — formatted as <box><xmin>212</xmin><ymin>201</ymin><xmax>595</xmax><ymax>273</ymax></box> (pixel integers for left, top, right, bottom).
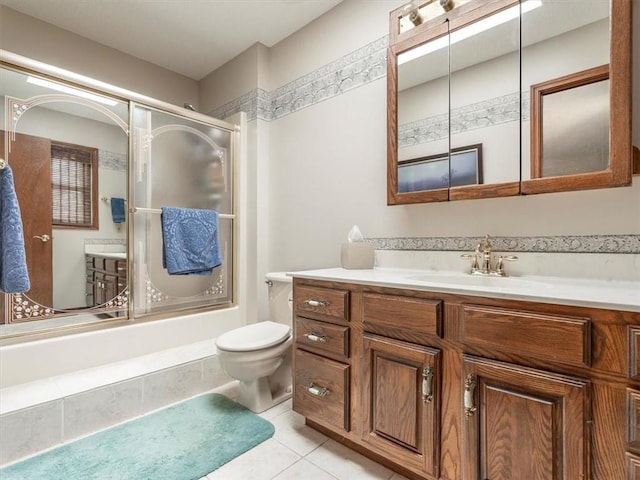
<box><xmin>530</xmin><ymin>64</ymin><xmax>609</xmax><ymax>179</ymax></box>
<box><xmin>51</xmin><ymin>140</ymin><xmax>99</xmax><ymax>230</ymax></box>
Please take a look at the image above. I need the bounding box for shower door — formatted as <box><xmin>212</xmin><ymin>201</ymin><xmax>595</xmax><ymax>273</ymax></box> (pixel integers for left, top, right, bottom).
<box><xmin>130</xmin><ymin>104</ymin><xmax>236</xmax><ymax>316</ymax></box>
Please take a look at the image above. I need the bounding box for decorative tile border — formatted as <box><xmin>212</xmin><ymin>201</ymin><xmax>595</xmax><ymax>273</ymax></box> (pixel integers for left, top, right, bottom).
<box><xmin>99</xmin><ymin>150</ymin><xmax>126</xmax><ymax>171</ymax></box>
<box><xmin>84</xmin><ymin>238</ymin><xmax>127</xmax><ymax>246</ymax></box>
<box><xmin>368</xmin><ymin>235</ymin><xmax>640</xmax><ymax>254</ymax></box>
<box><xmin>399</xmin><ymin>92</ymin><xmax>528</xmax><ymax>148</ymax></box>
<box><xmin>210</xmin><ymin>35</ymin><xmax>389</xmax><ymax>122</ymax></box>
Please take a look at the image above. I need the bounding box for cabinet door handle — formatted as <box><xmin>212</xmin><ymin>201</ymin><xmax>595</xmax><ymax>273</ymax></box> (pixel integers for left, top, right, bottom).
<box><xmin>306</xmin><ymin>383</ymin><xmax>330</xmax><ymax>397</ymax></box>
<box><xmin>464</xmin><ymin>374</ymin><xmax>477</xmax><ymax>418</ymax></box>
<box><xmin>422</xmin><ymin>365</ymin><xmax>433</xmax><ymax>402</ymax></box>
<box><xmin>303</xmin><ymin>332</ymin><xmax>329</xmax><ymax>343</ymax></box>
<box><xmin>305</xmin><ymin>299</ymin><xmax>329</xmax><ymax>308</ymax></box>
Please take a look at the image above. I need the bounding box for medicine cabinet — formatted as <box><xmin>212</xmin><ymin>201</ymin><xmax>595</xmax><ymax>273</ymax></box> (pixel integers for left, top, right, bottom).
<box><xmin>387</xmin><ymin>0</ymin><xmax>632</xmax><ymax>205</ymax></box>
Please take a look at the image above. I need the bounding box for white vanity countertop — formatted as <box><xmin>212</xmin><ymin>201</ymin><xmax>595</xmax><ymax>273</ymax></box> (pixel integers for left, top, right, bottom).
<box><xmin>290</xmin><ymin>268</ymin><xmax>640</xmax><ymax>312</ymax></box>
<box><xmin>85</xmin><ymin>251</ymin><xmax>127</xmax><ymax>260</ymax></box>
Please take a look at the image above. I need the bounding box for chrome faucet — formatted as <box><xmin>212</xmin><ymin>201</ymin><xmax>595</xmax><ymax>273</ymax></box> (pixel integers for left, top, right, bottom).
<box><xmin>461</xmin><ymin>235</ymin><xmax>518</xmax><ymax>276</ymax></box>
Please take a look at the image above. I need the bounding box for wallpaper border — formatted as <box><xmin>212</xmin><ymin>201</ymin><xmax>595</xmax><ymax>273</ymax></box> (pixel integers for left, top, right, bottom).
<box><xmin>367</xmin><ymin>235</ymin><xmax>640</xmax><ymax>254</ymax></box>
<box><xmin>210</xmin><ymin>35</ymin><xmax>389</xmax><ymax>122</ymax></box>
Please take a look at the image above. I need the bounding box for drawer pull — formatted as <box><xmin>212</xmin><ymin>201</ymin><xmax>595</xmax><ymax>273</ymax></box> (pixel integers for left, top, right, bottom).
<box><xmin>305</xmin><ymin>299</ymin><xmax>329</xmax><ymax>308</ymax></box>
<box><xmin>422</xmin><ymin>365</ymin><xmax>433</xmax><ymax>403</ymax></box>
<box><xmin>464</xmin><ymin>374</ymin><xmax>477</xmax><ymax>418</ymax></box>
<box><xmin>303</xmin><ymin>332</ymin><xmax>329</xmax><ymax>343</ymax></box>
<box><xmin>306</xmin><ymin>383</ymin><xmax>330</xmax><ymax>398</ymax></box>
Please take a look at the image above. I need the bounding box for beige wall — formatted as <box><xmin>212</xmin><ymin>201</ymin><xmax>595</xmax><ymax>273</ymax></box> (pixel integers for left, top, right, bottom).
<box><xmin>199</xmin><ymin>43</ymin><xmax>270</xmax><ymax>113</ymax></box>
<box><xmin>0</xmin><ymin>6</ymin><xmax>199</xmax><ymax>108</ymax></box>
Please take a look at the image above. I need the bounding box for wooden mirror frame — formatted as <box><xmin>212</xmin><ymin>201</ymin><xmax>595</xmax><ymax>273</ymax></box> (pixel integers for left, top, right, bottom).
<box><xmin>521</xmin><ymin>0</ymin><xmax>631</xmax><ymax>195</ymax></box>
<box><xmin>387</xmin><ymin>0</ymin><xmax>632</xmax><ymax>205</ymax></box>
<box><xmin>530</xmin><ymin>64</ymin><xmax>610</xmax><ymax>180</ymax></box>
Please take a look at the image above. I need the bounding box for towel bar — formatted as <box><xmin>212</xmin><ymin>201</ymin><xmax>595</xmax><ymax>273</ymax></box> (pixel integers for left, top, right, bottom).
<box><xmin>129</xmin><ymin>206</ymin><xmax>234</xmax><ymax>219</ymax></box>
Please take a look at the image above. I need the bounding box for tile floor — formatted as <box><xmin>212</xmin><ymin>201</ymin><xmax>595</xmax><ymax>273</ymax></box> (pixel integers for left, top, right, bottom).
<box><xmin>200</xmin><ymin>397</ymin><xmax>409</xmax><ymax>480</ymax></box>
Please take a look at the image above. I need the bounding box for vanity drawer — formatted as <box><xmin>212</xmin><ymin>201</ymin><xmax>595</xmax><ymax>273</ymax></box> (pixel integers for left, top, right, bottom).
<box><xmin>90</xmin><ymin>256</ymin><xmax>105</xmax><ymax>270</ymax></box>
<box><xmin>362</xmin><ymin>293</ymin><xmax>442</xmax><ymax>343</ymax></box>
<box><xmin>294</xmin><ymin>285</ymin><xmax>349</xmax><ymax>325</ymax></box>
<box><xmin>461</xmin><ymin>304</ymin><xmax>591</xmax><ymax>367</ymax></box>
<box><xmin>294</xmin><ymin>349</ymin><xmax>349</xmax><ymax>431</ymax></box>
<box><xmin>295</xmin><ymin>317</ymin><xmax>349</xmax><ymax>361</ymax></box>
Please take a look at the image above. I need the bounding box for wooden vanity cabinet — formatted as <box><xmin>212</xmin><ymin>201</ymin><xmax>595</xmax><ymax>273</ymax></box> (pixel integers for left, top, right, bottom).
<box><xmin>85</xmin><ymin>254</ymin><xmax>127</xmax><ymax>307</ymax></box>
<box><xmin>292</xmin><ymin>283</ymin><xmax>351</xmax><ymax>432</ymax></box>
<box><xmin>462</xmin><ymin>355</ymin><xmax>590</xmax><ymax>480</ymax></box>
<box><xmin>292</xmin><ymin>277</ymin><xmax>639</xmax><ymax>480</ymax></box>
<box><xmin>362</xmin><ymin>334</ymin><xmax>441</xmax><ymax>477</ymax></box>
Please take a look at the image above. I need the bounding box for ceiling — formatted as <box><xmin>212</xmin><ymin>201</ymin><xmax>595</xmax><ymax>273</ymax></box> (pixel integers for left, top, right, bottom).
<box><xmin>0</xmin><ymin>0</ymin><xmax>342</xmax><ymax>80</ymax></box>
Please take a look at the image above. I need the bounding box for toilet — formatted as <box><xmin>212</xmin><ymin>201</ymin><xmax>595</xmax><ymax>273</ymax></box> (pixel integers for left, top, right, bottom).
<box><xmin>215</xmin><ymin>272</ymin><xmax>293</xmax><ymax>413</ymax></box>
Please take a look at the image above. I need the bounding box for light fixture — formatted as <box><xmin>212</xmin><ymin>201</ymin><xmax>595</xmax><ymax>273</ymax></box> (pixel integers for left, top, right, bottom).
<box><xmin>401</xmin><ymin>2</ymin><xmax>423</xmax><ymax>27</ymax></box>
<box><xmin>398</xmin><ymin>0</ymin><xmax>543</xmax><ymax>65</ymax></box>
<box><xmin>26</xmin><ymin>76</ymin><xmax>119</xmax><ymax>106</ymax></box>
<box><xmin>440</xmin><ymin>0</ymin><xmax>455</xmax><ymax>12</ymax></box>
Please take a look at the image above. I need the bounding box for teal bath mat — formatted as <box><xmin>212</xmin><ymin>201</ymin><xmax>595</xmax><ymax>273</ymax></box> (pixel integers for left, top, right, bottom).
<box><xmin>1</xmin><ymin>393</ymin><xmax>275</xmax><ymax>480</ymax></box>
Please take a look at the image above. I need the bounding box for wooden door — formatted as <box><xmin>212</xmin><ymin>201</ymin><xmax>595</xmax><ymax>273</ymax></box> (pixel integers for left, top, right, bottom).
<box><xmin>462</xmin><ymin>355</ymin><xmax>590</xmax><ymax>480</ymax></box>
<box><xmin>362</xmin><ymin>333</ymin><xmax>441</xmax><ymax>478</ymax></box>
<box><xmin>1</xmin><ymin>131</ymin><xmax>53</xmax><ymax>309</ymax></box>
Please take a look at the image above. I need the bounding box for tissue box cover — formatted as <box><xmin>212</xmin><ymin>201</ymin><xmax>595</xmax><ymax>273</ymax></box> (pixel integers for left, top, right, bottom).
<box><xmin>341</xmin><ymin>243</ymin><xmax>374</xmax><ymax>269</ymax></box>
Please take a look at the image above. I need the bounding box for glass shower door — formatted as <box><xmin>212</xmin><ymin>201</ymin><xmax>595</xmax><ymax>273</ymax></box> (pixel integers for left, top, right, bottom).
<box><xmin>130</xmin><ymin>104</ymin><xmax>236</xmax><ymax>316</ymax></box>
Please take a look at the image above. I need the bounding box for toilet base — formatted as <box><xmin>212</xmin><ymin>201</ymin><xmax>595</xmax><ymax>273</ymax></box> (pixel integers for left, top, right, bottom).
<box><xmin>237</xmin><ymin>376</ymin><xmax>292</xmax><ymax>413</ymax></box>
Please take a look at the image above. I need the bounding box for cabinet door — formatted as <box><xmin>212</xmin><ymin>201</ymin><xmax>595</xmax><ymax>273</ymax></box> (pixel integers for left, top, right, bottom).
<box><xmin>462</xmin><ymin>355</ymin><xmax>590</xmax><ymax>480</ymax></box>
<box><xmin>362</xmin><ymin>334</ymin><xmax>440</xmax><ymax>478</ymax></box>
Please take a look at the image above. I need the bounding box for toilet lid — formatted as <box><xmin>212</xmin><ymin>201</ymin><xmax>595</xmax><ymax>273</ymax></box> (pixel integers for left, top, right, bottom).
<box><xmin>216</xmin><ymin>321</ymin><xmax>291</xmax><ymax>352</ymax></box>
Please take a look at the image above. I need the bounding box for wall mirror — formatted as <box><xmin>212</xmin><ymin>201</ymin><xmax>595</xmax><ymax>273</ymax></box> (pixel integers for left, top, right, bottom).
<box><xmin>1</xmin><ymin>65</ymin><xmax>129</xmax><ymax>334</ymax></box>
<box><xmin>388</xmin><ymin>0</ymin><xmax>632</xmax><ymax>205</ymax></box>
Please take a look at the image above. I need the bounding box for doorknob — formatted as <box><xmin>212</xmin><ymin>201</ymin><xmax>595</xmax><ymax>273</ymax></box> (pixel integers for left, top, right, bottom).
<box><xmin>33</xmin><ymin>234</ymin><xmax>50</xmax><ymax>242</ymax></box>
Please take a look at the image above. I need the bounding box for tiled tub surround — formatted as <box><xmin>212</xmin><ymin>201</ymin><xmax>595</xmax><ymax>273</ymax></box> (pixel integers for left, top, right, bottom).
<box><xmin>0</xmin><ymin>341</ymin><xmax>232</xmax><ymax>466</ymax></box>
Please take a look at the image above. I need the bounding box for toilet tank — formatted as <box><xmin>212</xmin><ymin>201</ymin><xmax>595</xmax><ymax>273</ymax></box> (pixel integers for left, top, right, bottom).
<box><xmin>266</xmin><ymin>272</ymin><xmax>293</xmax><ymax>327</ymax></box>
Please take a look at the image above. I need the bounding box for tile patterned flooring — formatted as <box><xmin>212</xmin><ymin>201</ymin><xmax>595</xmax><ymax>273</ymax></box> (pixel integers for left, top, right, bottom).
<box><xmin>201</xmin><ymin>397</ymin><xmax>409</xmax><ymax>480</ymax></box>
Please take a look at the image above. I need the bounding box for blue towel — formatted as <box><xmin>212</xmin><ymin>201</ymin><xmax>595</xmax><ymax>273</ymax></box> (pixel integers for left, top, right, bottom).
<box><xmin>111</xmin><ymin>197</ymin><xmax>126</xmax><ymax>223</ymax></box>
<box><xmin>161</xmin><ymin>207</ymin><xmax>222</xmax><ymax>275</ymax></box>
<box><xmin>0</xmin><ymin>165</ymin><xmax>30</xmax><ymax>293</ymax></box>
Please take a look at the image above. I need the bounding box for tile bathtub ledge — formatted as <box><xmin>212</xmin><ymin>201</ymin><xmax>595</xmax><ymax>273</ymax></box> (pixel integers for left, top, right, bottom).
<box><xmin>0</xmin><ymin>340</ymin><xmax>216</xmax><ymax>416</ymax></box>
<box><xmin>289</xmin><ymin>267</ymin><xmax>640</xmax><ymax>312</ymax></box>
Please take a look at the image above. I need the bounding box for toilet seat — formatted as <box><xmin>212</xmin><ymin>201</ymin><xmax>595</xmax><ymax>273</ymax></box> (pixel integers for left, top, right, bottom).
<box><xmin>216</xmin><ymin>321</ymin><xmax>290</xmax><ymax>352</ymax></box>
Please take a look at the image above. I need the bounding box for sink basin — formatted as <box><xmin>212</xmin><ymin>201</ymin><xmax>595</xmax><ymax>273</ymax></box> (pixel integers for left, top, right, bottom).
<box><xmin>406</xmin><ymin>273</ymin><xmax>552</xmax><ymax>290</ymax></box>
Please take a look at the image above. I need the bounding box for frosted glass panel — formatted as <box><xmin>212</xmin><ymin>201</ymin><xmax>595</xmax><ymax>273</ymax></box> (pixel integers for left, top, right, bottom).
<box><xmin>131</xmin><ymin>104</ymin><xmax>234</xmax><ymax>316</ymax></box>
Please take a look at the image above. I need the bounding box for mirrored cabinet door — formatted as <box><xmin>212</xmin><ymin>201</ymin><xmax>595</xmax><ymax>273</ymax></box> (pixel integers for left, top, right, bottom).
<box><xmin>449</xmin><ymin>0</ymin><xmax>520</xmax><ymax>201</ymax></box>
<box><xmin>1</xmin><ymin>65</ymin><xmax>129</xmax><ymax>333</ymax></box>
<box><xmin>521</xmin><ymin>0</ymin><xmax>631</xmax><ymax>194</ymax></box>
<box><xmin>392</xmin><ymin>32</ymin><xmax>450</xmax><ymax>204</ymax></box>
